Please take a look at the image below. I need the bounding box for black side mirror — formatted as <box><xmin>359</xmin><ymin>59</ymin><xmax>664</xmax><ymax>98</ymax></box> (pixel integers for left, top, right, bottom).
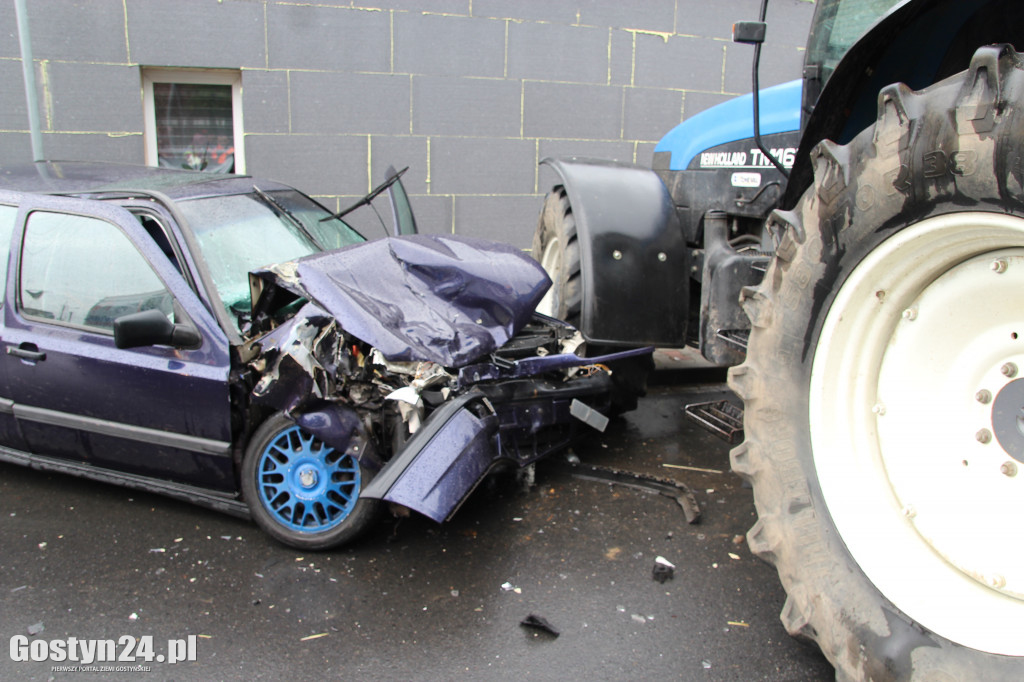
<box><xmin>113</xmin><ymin>308</ymin><xmax>201</xmax><ymax>349</ymax></box>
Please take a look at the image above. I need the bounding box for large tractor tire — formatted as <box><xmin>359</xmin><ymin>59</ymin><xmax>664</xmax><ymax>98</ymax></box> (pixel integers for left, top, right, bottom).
<box><xmin>533</xmin><ymin>187</ymin><xmax>652</xmax><ymax>413</ymax></box>
<box><xmin>533</xmin><ymin>186</ymin><xmax>582</xmax><ymax>322</ymax></box>
<box><xmin>730</xmin><ymin>45</ymin><xmax>1024</xmax><ymax>680</ymax></box>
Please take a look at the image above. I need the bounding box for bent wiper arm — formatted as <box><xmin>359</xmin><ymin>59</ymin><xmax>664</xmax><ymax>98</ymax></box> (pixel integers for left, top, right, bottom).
<box><xmin>252</xmin><ymin>185</ymin><xmax>325</xmax><ymax>250</ymax></box>
<box><xmin>320</xmin><ymin>166</ymin><xmax>409</xmax><ymax>222</ymax></box>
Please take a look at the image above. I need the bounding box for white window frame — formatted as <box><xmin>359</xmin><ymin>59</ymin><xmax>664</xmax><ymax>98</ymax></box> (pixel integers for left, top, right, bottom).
<box><xmin>141</xmin><ymin>68</ymin><xmax>245</xmax><ymax>174</ymax></box>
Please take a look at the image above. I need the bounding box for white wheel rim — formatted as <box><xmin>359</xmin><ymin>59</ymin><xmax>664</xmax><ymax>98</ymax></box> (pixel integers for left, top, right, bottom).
<box><xmin>810</xmin><ymin>211</ymin><xmax>1024</xmax><ymax>655</ymax></box>
<box><xmin>535</xmin><ymin>236</ymin><xmax>561</xmax><ymax>317</ymax></box>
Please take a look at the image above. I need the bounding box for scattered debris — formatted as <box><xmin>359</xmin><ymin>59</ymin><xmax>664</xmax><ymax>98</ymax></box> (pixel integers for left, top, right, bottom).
<box><xmin>501</xmin><ymin>582</ymin><xmax>522</xmax><ymax>595</ymax></box>
<box><xmin>732</xmin><ymin>534</ymin><xmax>745</xmax><ymax>545</ymax></box>
<box><xmin>570</xmin><ymin>399</ymin><xmax>610</xmax><ymax>432</ymax></box>
<box><xmin>702</xmin><ymin>659</ymin><xmax>712</xmax><ymax>670</ymax></box>
<box><xmin>652</xmin><ymin>556</ymin><xmax>675</xmax><ymax>584</ymax></box>
<box><xmin>631</xmin><ymin>614</ymin><xmax>647</xmax><ymax>625</ymax></box>
<box><xmin>149</xmin><ymin>548</ymin><xmax>166</xmax><ymax>553</ymax></box>
<box><xmin>555</xmin><ymin>462</ymin><xmax>701</xmax><ymax>524</ymax></box>
<box><xmin>11</xmin><ymin>585</ymin><xmax>26</xmax><ymax>593</ymax></box>
<box><xmin>300</xmin><ymin>633</ymin><xmax>328</xmax><ymax>641</ymax></box>
<box><xmin>727</xmin><ymin>621</ymin><xmax>750</xmax><ymax>628</ymax></box>
<box><xmin>26</xmin><ymin>623</ymin><xmax>43</xmax><ymax>636</ymax></box>
<box><xmin>662</xmin><ymin>463</ymin><xmax>725</xmax><ymax>475</ymax></box>
<box><xmin>728</xmin><ymin>553</ymin><xmax>741</xmax><ymax>561</ymax></box>
<box><xmin>37</xmin><ymin>542</ymin><xmax>46</xmax><ymax>550</ymax></box>
<box><xmin>128</xmin><ymin>613</ymin><xmax>138</xmax><ymax>621</ymax></box>
<box><xmin>520</xmin><ymin>614</ymin><xmax>560</xmax><ymax>638</ymax></box>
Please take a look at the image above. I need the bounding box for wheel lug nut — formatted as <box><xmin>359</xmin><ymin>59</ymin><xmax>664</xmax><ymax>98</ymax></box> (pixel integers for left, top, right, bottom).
<box><xmin>612</xmin><ymin>250</ymin><xmax>623</xmax><ymax>261</ymax></box>
<box><xmin>976</xmin><ymin>389</ymin><xmax>993</xmax><ymax>404</ymax></box>
<box><xmin>1001</xmin><ymin>461</ymin><xmax>1018</xmax><ymax>477</ymax></box>
<box><xmin>902</xmin><ymin>307</ymin><xmax>918</xmax><ymax>321</ymax></box>
<box><xmin>977</xmin><ymin>428</ymin><xmax>993</xmax><ymax>444</ymax></box>
<box><xmin>1002</xmin><ymin>362</ymin><xmax>1018</xmax><ymax>378</ymax></box>
<box><xmin>992</xmin><ymin>259</ymin><xmax>1009</xmax><ymax>273</ymax></box>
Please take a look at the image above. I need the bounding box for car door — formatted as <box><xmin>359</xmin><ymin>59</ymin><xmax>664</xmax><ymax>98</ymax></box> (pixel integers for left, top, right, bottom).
<box><xmin>3</xmin><ymin>194</ymin><xmax>237</xmax><ymax>491</ymax></box>
<box><xmin>0</xmin><ymin>193</ymin><xmax>28</xmax><ymax>455</ymax></box>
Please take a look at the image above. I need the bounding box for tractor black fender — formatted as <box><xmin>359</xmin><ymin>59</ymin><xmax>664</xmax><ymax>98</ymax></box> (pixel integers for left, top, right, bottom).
<box><xmin>540</xmin><ymin>157</ymin><xmax>689</xmax><ymax>347</ymax></box>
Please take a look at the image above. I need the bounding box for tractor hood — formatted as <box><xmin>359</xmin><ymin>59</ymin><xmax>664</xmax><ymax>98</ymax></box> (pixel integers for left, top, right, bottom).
<box><xmin>249</xmin><ymin>234</ymin><xmax>552</xmax><ymax>368</ymax></box>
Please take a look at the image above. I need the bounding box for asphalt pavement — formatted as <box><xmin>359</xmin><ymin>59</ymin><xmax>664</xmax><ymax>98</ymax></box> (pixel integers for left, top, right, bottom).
<box><xmin>1</xmin><ymin>369</ymin><xmax>834</xmax><ymax>681</ymax></box>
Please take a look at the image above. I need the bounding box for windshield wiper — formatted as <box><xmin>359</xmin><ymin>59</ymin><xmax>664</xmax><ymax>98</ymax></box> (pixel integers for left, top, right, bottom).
<box><xmin>251</xmin><ymin>185</ymin><xmax>325</xmax><ymax>250</ymax></box>
<box><xmin>320</xmin><ymin>167</ymin><xmax>409</xmax><ymax>223</ymax></box>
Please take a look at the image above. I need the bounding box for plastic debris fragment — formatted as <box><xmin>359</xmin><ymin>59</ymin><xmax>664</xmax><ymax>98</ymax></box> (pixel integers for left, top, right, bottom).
<box><xmin>520</xmin><ymin>614</ymin><xmax>560</xmax><ymax>637</ymax></box>
<box><xmin>652</xmin><ymin>556</ymin><xmax>675</xmax><ymax>583</ymax></box>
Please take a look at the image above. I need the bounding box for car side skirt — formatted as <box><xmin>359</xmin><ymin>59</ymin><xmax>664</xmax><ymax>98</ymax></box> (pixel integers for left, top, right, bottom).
<box><xmin>0</xmin><ymin>445</ymin><xmax>249</xmax><ymax>518</ymax></box>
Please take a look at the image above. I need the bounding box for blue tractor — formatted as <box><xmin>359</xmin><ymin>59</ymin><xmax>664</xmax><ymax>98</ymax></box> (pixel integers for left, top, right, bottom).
<box><xmin>534</xmin><ymin>0</ymin><xmax>1024</xmax><ymax>678</ymax></box>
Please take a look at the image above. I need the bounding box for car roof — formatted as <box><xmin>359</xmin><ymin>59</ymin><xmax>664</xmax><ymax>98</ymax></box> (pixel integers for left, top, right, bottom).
<box><xmin>0</xmin><ymin>161</ymin><xmax>292</xmax><ymax>199</ymax></box>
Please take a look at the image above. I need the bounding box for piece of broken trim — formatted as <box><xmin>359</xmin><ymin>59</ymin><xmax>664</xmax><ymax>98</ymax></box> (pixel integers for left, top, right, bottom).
<box><xmin>552</xmin><ymin>462</ymin><xmax>701</xmax><ymax>524</ymax></box>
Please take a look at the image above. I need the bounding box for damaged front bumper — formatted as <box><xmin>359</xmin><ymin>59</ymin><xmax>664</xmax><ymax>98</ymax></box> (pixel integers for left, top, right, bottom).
<box><xmin>243</xmin><ymin>234</ymin><xmax>652</xmax><ymax>524</ymax></box>
<box><xmin>360</xmin><ymin>346</ymin><xmax>650</xmax><ymax>522</ymax></box>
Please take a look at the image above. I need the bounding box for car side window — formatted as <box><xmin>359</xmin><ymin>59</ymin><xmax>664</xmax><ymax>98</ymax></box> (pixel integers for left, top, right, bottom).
<box><xmin>0</xmin><ymin>204</ymin><xmax>15</xmax><ymax>301</ymax></box>
<box><xmin>19</xmin><ymin>211</ymin><xmax>172</xmax><ymax>333</ymax></box>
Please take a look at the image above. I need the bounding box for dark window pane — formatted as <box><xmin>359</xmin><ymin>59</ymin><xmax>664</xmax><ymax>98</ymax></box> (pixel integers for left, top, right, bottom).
<box><xmin>154</xmin><ymin>82</ymin><xmax>235</xmax><ymax>173</ymax></box>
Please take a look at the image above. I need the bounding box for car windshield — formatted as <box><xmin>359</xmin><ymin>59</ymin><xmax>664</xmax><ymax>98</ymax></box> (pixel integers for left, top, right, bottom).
<box><xmin>806</xmin><ymin>0</ymin><xmax>903</xmax><ymax>85</ymax></box>
<box><xmin>176</xmin><ymin>190</ymin><xmax>364</xmax><ymax>329</ymax></box>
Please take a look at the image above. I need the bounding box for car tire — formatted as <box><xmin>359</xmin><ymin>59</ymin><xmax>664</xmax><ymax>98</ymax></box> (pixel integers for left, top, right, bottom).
<box><xmin>730</xmin><ymin>46</ymin><xmax>1024</xmax><ymax>679</ymax></box>
<box><xmin>242</xmin><ymin>413</ymin><xmax>379</xmax><ymax>550</ymax></box>
<box><xmin>533</xmin><ymin>187</ymin><xmax>651</xmax><ymax>413</ymax></box>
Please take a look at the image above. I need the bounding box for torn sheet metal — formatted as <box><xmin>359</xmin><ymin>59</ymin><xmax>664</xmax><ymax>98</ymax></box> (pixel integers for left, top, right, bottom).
<box><xmin>361</xmin><ymin>392</ymin><xmax>500</xmax><ymax>522</ymax></box>
<box><xmin>250</xmin><ymin>234</ymin><xmax>552</xmax><ymax>368</ymax></box>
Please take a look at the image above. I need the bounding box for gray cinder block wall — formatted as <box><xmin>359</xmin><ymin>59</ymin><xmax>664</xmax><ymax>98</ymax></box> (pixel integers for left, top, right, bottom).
<box><xmin>0</xmin><ymin>0</ymin><xmax>814</xmax><ymax>247</ymax></box>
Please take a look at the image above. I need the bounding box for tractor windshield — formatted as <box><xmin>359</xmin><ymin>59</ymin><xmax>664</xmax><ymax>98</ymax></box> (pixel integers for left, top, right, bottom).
<box><xmin>805</xmin><ymin>0</ymin><xmax>904</xmax><ymax>86</ymax></box>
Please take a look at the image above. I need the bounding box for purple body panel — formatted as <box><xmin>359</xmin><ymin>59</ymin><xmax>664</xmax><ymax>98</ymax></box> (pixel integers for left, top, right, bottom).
<box><xmin>252</xmin><ymin>234</ymin><xmax>552</xmax><ymax>368</ymax></box>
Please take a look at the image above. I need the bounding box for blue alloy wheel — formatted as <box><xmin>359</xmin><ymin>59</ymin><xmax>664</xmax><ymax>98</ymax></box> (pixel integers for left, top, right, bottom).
<box><xmin>256</xmin><ymin>425</ymin><xmax>360</xmax><ymax>533</ymax></box>
<box><xmin>243</xmin><ymin>414</ymin><xmax>379</xmax><ymax>549</ymax></box>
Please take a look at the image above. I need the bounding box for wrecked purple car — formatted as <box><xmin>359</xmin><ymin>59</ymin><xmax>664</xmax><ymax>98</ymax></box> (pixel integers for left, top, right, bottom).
<box><xmin>0</xmin><ymin>162</ymin><xmax>647</xmax><ymax>549</ymax></box>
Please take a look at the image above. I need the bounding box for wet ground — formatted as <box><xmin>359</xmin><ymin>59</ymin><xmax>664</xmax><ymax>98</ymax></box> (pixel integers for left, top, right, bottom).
<box><xmin>1</xmin><ymin>371</ymin><xmax>834</xmax><ymax>681</ymax></box>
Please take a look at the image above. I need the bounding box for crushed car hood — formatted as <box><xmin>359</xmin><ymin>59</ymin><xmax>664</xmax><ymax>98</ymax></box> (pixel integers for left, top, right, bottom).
<box><xmin>250</xmin><ymin>234</ymin><xmax>552</xmax><ymax>368</ymax></box>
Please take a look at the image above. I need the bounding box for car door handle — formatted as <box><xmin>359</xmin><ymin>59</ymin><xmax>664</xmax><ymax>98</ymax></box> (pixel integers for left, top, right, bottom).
<box><xmin>7</xmin><ymin>344</ymin><xmax>46</xmax><ymax>362</ymax></box>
